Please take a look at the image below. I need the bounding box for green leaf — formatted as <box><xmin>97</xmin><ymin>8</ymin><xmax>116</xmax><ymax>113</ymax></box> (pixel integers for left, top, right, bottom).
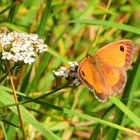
<box><xmin>0</xmin><ymin>88</ymin><xmax>60</xmax><ymax>140</ymax></box>
<box><xmin>67</xmin><ymin>19</ymin><xmax>140</xmax><ymax>35</ymax></box>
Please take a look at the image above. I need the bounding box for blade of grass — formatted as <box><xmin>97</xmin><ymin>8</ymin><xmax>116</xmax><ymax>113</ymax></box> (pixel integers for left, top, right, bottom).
<box><xmin>66</xmin><ymin>19</ymin><xmax>140</xmax><ymax>35</ymax></box>
<box><xmin>47</xmin><ymin>47</ymin><xmax>69</xmax><ymax>64</ymax></box>
<box><xmin>3</xmin><ymin>83</ymin><xmax>140</xmax><ymax>129</ymax></box>
<box><xmin>1</xmin><ymin>122</ymin><xmax>8</xmax><ymax>140</ymax></box>
<box><xmin>24</xmin><ymin>27</ymin><xmax>68</xmax><ymax>94</ymax></box>
<box><xmin>0</xmin><ymin>22</ymin><xmax>25</xmax><ymax>32</ymax></box>
<box><xmin>0</xmin><ymin>89</ymin><xmax>61</xmax><ymax>140</ymax></box>
<box><xmin>0</xmin><ymin>5</ymin><xmax>11</xmax><ymax>15</ymax></box>
<box><xmin>1</xmin><ymin>86</ymin><xmax>140</xmax><ymax>137</ymax></box>
<box><xmin>109</xmin><ymin>96</ymin><xmax>140</xmax><ymax>127</ymax></box>
<box><xmin>89</xmin><ymin>0</ymin><xmax>112</xmax><ymax>53</ymax></box>
<box><xmin>63</xmin><ymin>108</ymin><xmax>140</xmax><ymax>137</ymax></box>
<box><xmin>106</xmin><ymin>53</ymin><xmax>140</xmax><ymax>139</ymax></box>
<box><xmin>37</xmin><ymin>0</ymin><xmax>52</xmax><ymax>37</ymax></box>
<box><xmin>14</xmin><ymin>98</ymin><xmax>140</xmax><ymax>137</ymax></box>
<box><xmin>8</xmin><ymin>0</ymin><xmax>22</xmax><ymax>22</ymax></box>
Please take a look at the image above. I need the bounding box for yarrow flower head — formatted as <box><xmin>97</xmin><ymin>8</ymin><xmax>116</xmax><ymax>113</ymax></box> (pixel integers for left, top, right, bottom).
<box><xmin>0</xmin><ymin>31</ymin><xmax>48</xmax><ymax>64</ymax></box>
<box><xmin>53</xmin><ymin>61</ymin><xmax>81</xmax><ymax>86</ymax></box>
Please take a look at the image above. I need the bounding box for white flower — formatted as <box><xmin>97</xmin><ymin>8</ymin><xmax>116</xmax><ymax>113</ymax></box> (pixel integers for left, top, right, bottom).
<box><xmin>36</xmin><ymin>44</ymin><xmax>48</xmax><ymax>53</ymax></box>
<box><xmin>68</xmin><ymin>61</ymin><xmax>79</xmax><ymax>70</ymax></box>
<box><xmin>1</xmin><ymin>34</ymin><xmax>11</xmax><ymax>46</ymax></box>
<box><xmin>7</xmin><ymin>33</ymin><xmax>14</xmax><ymax>42</ymax></box>
<box><xmin>68</xmin><ymin>61</ymin><xmax>79</xmax><ymax>67</ymax></box>
<box><xmin>16</xmin><ymin>53</ymin><xmax>24</xmax><ymax>60</ymax></box>
<box><xmin>1</xmin><ymin>31</ymin><xmax>48</xmax><ymax>64</ymax></box>
<box><xmin>53</xmin><ymin>61</ymin><xmax>81</xmax><ymax>86</ymax></box>
<box><xmin>71</xmin><ymin>72</ymin><xmax>78</xmax><ymax>78</ymax></box>
<box><xmin>73</xmin><ymin>79</ymin><xmax>80</xmax><ymax>86</ymax></box>
<box><xmin>29</xmin><ymin>34</ymin><xmax>39</xmax><ymax>42</ymax></box>
<box><xmin>62</xmin><ymin>71</ymin><xmax>69</xmax><ymax>78</ymax></box>
<box><xmin>24</xmin><ymin>57</ymin><xmax>35</xmax><ymax>64</ymax></box>
<box><xmin>52</xmin><ymin>70</ymin><xmax>61</xmax><ymax>76</ymax></box>
<box><xmin>2</xmin><ymin>52</ymin><xmax>13</xmax><ymax>60</ymax></box>
<box><xmin>60</xmin><ymin>66</ymin><xmax>67</xmax><ymax>71</ymax></box>
<box><xmin>53</xmin><ymin>66</ymin><xmax>68</xmax><ymax>77</ymax></box>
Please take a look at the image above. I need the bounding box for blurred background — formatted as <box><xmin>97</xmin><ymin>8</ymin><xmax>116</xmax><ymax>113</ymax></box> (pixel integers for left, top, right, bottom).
<box><xmin>0</xmin><ymin>0</ymin><xmax>140</xmax><ymax>140</ymax></box>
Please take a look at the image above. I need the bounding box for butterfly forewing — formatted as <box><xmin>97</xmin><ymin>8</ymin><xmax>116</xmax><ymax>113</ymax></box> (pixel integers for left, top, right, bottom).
<box><xmin>95</xmin><ymin>40</ymin><xmax>133</xmax><ymax>69</ymax></box>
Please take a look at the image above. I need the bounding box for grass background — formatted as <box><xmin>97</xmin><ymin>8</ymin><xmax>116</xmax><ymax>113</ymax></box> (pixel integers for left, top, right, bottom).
<box><xmin>0</xmin><ymin>0</ymin><xmax>140</xmax><ymax>139</ymax></box>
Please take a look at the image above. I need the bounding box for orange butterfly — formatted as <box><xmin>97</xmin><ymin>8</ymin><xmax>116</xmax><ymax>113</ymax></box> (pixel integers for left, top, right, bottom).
<box><xmin>78</xmin><ymin>40</ymin><xmax>133</xmax><ymax>102</ymax></box>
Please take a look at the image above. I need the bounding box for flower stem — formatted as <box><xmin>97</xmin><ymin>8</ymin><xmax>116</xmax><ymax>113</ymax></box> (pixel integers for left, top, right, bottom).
<box><xmin>9</xmin><ymin>73</ymin><xmax>26</xmax><ymax>140</ymax></box>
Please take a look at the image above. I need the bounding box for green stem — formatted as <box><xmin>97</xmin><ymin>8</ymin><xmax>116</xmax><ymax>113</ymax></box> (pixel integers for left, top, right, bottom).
<box><xmin>37</xmin><ymin>0</ymin><xmax>52</xmax><ymax>37</ymax></box>
<box><xmin>88</xmin><ymin>0</ymin><xmax>112</xmax><ymax>54</ymax></box>
<box><xmin>9</xmin><ymin>72</ymin><xmax>26</xmax><ymax>140</ymax></box>
<box><xmin>106</xmin><ymin>53</ymin><xmax>140</xmax><ymax>139</ymax></box>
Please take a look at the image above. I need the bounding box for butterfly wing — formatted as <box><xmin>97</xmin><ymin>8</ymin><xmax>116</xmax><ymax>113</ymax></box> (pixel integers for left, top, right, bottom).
<box><xmin>78</xmin><ymin>57</ymin><xmax>104</xmax><ymax>94</ymax></box>
<box><xmin>78</xmin><ymin>40</ymin><xmax>133</xmax><ymax>102</ymax></box>
<box><xmin>78</xmin><ymin>57</ymin><xmax>126</xmax><ymax>102</ymax></box>
<box><xmin>95</xmin><ymin>40</ymin><xmax>133</xmax><ymax>69</ymax></box>
<box><xmin>92</xmin><ymin>62</ymin><xmax>126</xmax><ymax>102</ymax></box>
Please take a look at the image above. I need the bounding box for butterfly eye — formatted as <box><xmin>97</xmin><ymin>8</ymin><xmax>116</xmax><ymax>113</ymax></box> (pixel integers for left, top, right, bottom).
<box><xmin>120</xmin><ymin>45</ymin><xmax>124</xmax><ymax>52</ymax></box>
<box><xmin>81</xmin><ymin>71</ymin><xmax>85</xmax><ymax>77</ymax></box>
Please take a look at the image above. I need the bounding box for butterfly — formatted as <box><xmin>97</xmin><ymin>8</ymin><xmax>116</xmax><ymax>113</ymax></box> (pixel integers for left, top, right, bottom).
<box><xmin>78</xmin><ymin>40</ymin><xmax>133</xmax><ymax>102</ymax></box>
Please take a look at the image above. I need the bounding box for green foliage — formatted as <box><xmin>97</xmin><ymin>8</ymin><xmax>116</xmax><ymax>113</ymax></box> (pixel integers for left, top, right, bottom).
<box><xmin>0</xmin><ymin>0</ymin><xmax>140</xmax><ymax>139</ymax></box>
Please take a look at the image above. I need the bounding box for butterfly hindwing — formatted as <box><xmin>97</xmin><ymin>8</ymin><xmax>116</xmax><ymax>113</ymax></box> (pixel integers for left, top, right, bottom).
<box><xmin>95</xmin><ymin>40</ymin><xmax>133</xmax><ymax>69</ymax></box>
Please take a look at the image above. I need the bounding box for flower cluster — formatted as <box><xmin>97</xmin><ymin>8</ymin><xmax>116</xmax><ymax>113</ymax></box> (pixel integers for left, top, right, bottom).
<box><xmin>0</xmin><ymin>31</ymin><xmax>48</xmax><ymax>64</ymax></box>
<box><xmin>53</xmin><ymin>61</ymin><xmax>81</xmax><ymax>86</ymax></box>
